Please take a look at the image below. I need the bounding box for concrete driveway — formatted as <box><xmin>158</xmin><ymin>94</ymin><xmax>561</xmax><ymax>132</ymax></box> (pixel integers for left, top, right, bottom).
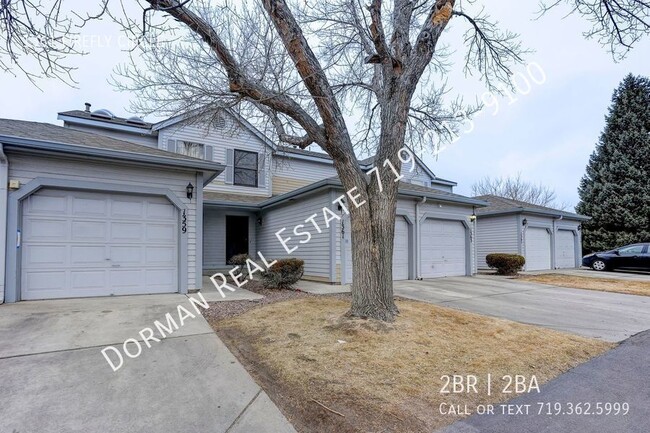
<box><xmin>0</xmin><ymin>294</ymin><xmax>295</xmax><ymax>433</ymax></box>
<box><xmin>394</xmin><ymin>276</ymin><xmax>650</xmax><ymax>342</ymax></box>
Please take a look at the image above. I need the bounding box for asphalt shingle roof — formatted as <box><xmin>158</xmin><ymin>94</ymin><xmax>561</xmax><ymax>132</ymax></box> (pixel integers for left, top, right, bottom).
<box><xmin>474</xmin><ymin>194</ymin><xmax>589</xmax><ymax>219</ymax></box>
<box><xmin>0</xmin><ymin>118</ymin><xmax>207</xmax><ymax>163</ymax></box>
<box><xmin>203</xmin><ymin>191</ymin><xmax>269</xmax><ymax>204</ymax></box>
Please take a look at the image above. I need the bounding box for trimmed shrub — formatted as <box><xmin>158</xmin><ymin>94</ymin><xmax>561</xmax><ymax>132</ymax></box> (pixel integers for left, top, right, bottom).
<box><xmin>485</xmin><ymin>253</ymin><xmax>526</xmax><ymax>275</ymax></box>
<box><xmin>227</xmin><ymin>253</ymin><xmax>249</xmax><ymax>266</ymax></box>
<box><xmin>261</xmin><ymin>258</ymin><xmax>305</xmax><ymax>289</ymax></box>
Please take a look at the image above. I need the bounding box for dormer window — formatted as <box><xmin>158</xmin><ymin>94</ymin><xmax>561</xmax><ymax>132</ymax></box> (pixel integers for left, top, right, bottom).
<box><xmin>179</xmin><ymin>141</ymin><xmax>204</xmax><ymax>159</ymax></box>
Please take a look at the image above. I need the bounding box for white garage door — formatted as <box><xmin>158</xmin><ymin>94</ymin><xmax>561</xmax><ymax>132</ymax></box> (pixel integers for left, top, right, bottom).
<box><xmin>21</xmin><ymin>189</ymin><xmax>178</xmax><ymax>300</ymax></box>
<box><xmin>392</xmin><ymin>217</ymin><xmax>410</xmax><ymax>281</ymax></box>
<box><xmin>555</xmin><ymin>230</ymin><xmax>576</xmax><ymax>269</ymax></box>
<box><xmin>525</xmin><ymin>227</ymin><xmax>552</xmax><ymax>271</ymax></box>
<box><xmin>421</xmin><ymin>219</ymin><xmax>467</xmax><ymax>278</ymax></box>
<box><xmin>343</xmin><ymin>217</ymin><xmax>410</xmax><ymax>283</ymax></box>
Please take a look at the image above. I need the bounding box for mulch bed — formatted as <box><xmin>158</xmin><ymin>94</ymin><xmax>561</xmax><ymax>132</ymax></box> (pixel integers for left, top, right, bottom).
<box><xmin>201</xmin><ymin>280</ymin><xmax>351</xmax><ymax>322</ymax></box>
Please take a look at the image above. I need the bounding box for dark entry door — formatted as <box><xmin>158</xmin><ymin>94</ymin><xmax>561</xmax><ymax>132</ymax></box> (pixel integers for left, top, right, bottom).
<box><xmin>226</xmin><ymin>215</ymin><xmax>249</xmax><ymax>262</ymax></box>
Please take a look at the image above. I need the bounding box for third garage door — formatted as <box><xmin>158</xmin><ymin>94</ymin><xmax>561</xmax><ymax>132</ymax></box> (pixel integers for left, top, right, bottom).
<box><xmin>525</xmin><ymin>227</ymin><xmax>552</xmax><ymax>271</ymax></box>
<box><xmin>555</xmin><ymin>230</ymin><xmax>577</xmax><ymax>269</ymax></box>
<box><xmin>421</xmin><ymin>219</ymin><xmax>467</xmax><ymax>278</ymax></box>
<box><xmin>21</xmin><ymin>189</ymin><xmax>179</xmax><ymax>300</ymax></box>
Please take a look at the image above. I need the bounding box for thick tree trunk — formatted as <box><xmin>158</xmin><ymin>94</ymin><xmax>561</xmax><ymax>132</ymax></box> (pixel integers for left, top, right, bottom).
<box><xmin>338</xmin><ymin>101</ymin><xmax>408</xmax><ymax>322</ymax></box>
<box><xmin>345</xmin><ymin>187</ymin><xmax>400</xmax><ymax>321</ymax></box>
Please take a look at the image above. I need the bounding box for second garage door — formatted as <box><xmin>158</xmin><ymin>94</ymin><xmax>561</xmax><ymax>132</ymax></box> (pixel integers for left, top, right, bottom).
<box><xmin>392</xmin><ymin>217</ymin><xmax>410</xmax><ymax>281</ymax></box>
<box><xmin>525</xmin><ymin>227</ymin><xmax>552</xmax><ymax>271</ymax></box>
<box><xmin>342</xmin><ymin>216</ymin><xmax>411</xmax><ymax>283</ymax></box>
<box><xmin>421</xmin><ymin>219</ymin><xmax>467</xmax><ymax>278</ymax></box>
<box><xmin>21</xmin><ymin>189</ymin><xmax>179</xmax><ymax>300</ymax></box>
<box><xmin>555</xmin><ymin>230</ymin><xmax>577</xmax><ymax>269</ymax></box>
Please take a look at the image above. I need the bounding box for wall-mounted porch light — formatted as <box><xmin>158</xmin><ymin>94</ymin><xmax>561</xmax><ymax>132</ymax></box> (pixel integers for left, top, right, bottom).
<box><xmin>522</xmin><ymin>218</ymin><xmax>528</xmax><ymax>226</ymax></box>
<box><xmin>186</xmin><ymin>182</ymin><xmax>194</xmax><ymax>200</ymax></box>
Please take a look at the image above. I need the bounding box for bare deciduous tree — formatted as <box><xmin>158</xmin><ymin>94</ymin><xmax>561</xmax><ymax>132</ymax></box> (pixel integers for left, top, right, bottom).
<box><xmin>472</xmin><ymin>173</ymin><xmax>569</xmax><ymax>209</ymax></box>
<box><xmin>1</xmin><ymin>0</ymin><xmax>648</xmax><ymax>320</ymax></box>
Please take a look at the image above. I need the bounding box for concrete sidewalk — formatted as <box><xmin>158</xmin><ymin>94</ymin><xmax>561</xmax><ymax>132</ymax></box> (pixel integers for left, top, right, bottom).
<box><xmin>0</xmin><ymin>294</ymin><xmax>295</xmax><ymax>433</ymax></box>
<box><xmin>394</xmin><ymin>277</ymin><xmax>650</xmax><ymax>342</ymax></box>
<box><xmin>439</xmin><ymin>329</ymin><xmax>650</xmax><ymax>433</ymax></box>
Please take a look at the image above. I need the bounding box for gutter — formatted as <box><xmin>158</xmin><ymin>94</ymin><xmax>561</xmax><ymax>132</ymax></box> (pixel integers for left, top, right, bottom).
<box><xmin>477</xmin><ymin>207</ymin><xmax>590</xmax><ymax>221</ymax></box>
<box><xmin>0</xmin><ymin>144</ymin><xmax>7</xmax><ymax>303</ymax></box>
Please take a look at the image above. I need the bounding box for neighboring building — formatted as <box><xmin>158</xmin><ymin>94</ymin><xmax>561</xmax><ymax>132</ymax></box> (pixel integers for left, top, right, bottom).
<box><xmin>474</xmin><ymin>195</ymin><xmax>590</xmax><ymax>271</ymax></box>
<box><xmin>0</xmin><ymin>104</ymin><xmax>485</xmax><ymax>303</ymax></box>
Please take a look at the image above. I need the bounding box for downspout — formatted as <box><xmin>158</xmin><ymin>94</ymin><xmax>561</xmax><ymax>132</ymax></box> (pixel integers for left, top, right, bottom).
<box><xmin>0</xmin><ymin>144</ymin><xmax>8</xmax><ymax>304</ymax></box>
<box><xmin>415</xmin><ymin>197</ymin><xmax>427</xmax><ymax>279</ymax></box>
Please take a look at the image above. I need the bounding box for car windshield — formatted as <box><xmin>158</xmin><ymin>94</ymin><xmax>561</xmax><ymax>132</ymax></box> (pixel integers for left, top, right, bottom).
<box><xmin>618</xmin><ymin>245</ymin><xmax>645</xmax><ymax>254</ymax></box>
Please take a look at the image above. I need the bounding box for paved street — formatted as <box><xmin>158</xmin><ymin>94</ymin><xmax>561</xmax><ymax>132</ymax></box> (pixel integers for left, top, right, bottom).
<box><xmin>440</xmin><ymin>329</ymin><xmax>650</xmax><ymax>433</ymax></box>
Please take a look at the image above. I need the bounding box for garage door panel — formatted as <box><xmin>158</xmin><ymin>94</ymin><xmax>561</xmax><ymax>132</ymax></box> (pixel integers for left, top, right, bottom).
<box><xmin>148</xmin><ymin>202</ymin><xmax>177</xmax><ymax>220</ymax></box>
<box><xmin>26</xmin><ymin>194</ymin><xmax>68</xmax><ymax>214</ymax></box>
<box><xmin>109</xmin><ymin>246</ymin><xmax>143</xmax><ymax>265</ymax></box>
<box><xmin>24</xmin><ymin>219</ymin><xmax>68</xmax><ymax>240</ymax></box>
<box><xmin>70</xmin><ymin>245</ymin><xmax>106</xmax><ymax>265</ymax></box>
<box><xmin>71</xmin><ymin>271</ymin><xmax>108</xmax><ymax>289</ymax></box>
<box><xmin>146</xmin><ymin>246</ymin><xmax>176</xmax><ymax>265</ymax></box>
<box><xmin>146</xmin><ymin>269</ymin><xmax>176</xmax><ymax>287</ymax></box>
<box><xmin>23</xmin><ymin>245</ymin><xmax>67</xmax><ymax>267</ymax></box>
<box><xmin>111</xmin><ymin>199</ymin><xmax>145</xmax><ymax>219</ymax></box>
<box><xmin>146</xmin><ymin>223</ymin><xmax>177</xmax><ymax>242</ymax></box>
<box><xmin>21</xmin><ymin>189</ymin><xmax>179</xmax><ymax>300</ymax></box>
<box><xmin>71</xmin><ymin>220</ymin><xmax>107</xmax><ymax>241</ymax></box>
<box><xmin>24</xmin><ymin>271</ymin><xmax>67</xmax><ymax>291</ymax></box>
<box><xmin>71</xmin><ymin>196</ymin><xmax>107</xmax><ymax>216</ymax></box>
<box><xmin>111</xmin><ymin>222</ymin><xmax>144</xmax><ymax>241</ymax></box>
<box><xmin>421</xmin><ymin>219</ymin><xmax>467</xmax><ymax>278</ymax></box>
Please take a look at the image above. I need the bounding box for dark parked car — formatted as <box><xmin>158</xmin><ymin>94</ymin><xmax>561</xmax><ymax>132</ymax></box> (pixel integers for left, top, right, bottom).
<box><xmin>582</xmin><ymin>243</ymin><xmax>650</xmax><ymax>271</ymax></box>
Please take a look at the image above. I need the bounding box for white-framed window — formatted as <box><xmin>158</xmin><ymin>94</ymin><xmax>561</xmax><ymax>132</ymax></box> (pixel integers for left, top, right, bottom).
<box><xmin>179</xmin><ymin>141</ymin><xmax>204</xmax><ymax>159</ymax></box>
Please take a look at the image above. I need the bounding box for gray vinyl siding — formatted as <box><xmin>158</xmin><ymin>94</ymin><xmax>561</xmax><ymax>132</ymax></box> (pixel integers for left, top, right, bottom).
<box><xmin>476</xmin><ymin>215</ymin><xmax>519</xmax><ymax>269</ymax></box>
<box><xmin>272</xmin><ymin>155</ymin><xmax>337</xmax><ymax>180</ymax></box>
<box><xmin>256</xmin><ymin>191</ymin><xmax>333</xmax><ymax>281</ymax></box>
<box><xmin>6</xmin><ymin>153</ymin><xmax>199</xmax><ymax>290</ymax></box>
<box><xmin>158</xmin><ymin>114</ymin><xmax>272</xmax><ymax>197</ymax></box>
<box><xmin>203</xmin><ymin>208</ymin><xmax>257</xmax><ymax>268</ymax></box>
<box><xmin>429</xmin><ymin>183</ymin><xmax>454</xmax><ymax>193</ymax></box>
<box><xmin>63</xmin><ymin>123</ymin><xmax>158</xmax><ymax>148</ymax></box>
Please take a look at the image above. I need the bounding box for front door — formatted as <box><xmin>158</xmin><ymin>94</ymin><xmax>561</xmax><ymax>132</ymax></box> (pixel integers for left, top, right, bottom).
<box><xmin>225</xmin><ymin>215</ymin><xmax>249</xmax><ymax>263</ymax></box>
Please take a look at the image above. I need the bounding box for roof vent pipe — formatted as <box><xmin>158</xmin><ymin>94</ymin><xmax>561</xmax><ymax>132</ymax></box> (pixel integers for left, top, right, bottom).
<box><xmin>84</xmin><ymin>102</ymin><xmax>91</xmax><ymax>112</ymax></box>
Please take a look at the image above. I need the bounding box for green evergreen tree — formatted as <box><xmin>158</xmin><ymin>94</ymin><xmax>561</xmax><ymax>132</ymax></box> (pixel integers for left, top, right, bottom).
<box><xmin>576</xmin><ymin>74</ymin><xmax>650</xmax><ymax>253</ymax></box>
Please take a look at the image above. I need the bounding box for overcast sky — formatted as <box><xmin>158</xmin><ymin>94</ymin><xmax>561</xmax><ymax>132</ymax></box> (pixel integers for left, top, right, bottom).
<box><xmin>1</xmin><ymin>1</ymin><xmax>648</xmax><ymax>210</ymax></box>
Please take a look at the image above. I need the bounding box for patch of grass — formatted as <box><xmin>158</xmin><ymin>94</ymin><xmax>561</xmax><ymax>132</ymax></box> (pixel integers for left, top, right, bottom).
<box><xmin>521</xmin><ymin>274</ymin><xmax>650</xmax><ymax>297</ymax></box>
<box><xmin>209</xmin><ymin>297</ymin><xmax>612</xmax><ymax>432</ymax></box>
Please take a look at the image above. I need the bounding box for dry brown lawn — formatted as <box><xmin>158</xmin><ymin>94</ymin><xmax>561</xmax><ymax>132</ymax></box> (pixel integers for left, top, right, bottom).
<box><xmin>520</xmin><ymin>274</ymin><xmax>650</xmax><ymax>297</ymax></box>
<box><xmin>210</xmin><ymin>296</ymin><xmax>612</xmax><ymax>433</ymax></box>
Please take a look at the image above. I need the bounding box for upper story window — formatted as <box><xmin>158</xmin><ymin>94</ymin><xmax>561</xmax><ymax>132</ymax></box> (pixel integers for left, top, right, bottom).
<box><xmin>179</xmin><ymin>141</ymin><xmax>204</xmax><ymax>159</ymax></box>
<box><xmin>234</xmin><ymin>150</ymin><xmax>258</xmax><ymax>187</ymax></box>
